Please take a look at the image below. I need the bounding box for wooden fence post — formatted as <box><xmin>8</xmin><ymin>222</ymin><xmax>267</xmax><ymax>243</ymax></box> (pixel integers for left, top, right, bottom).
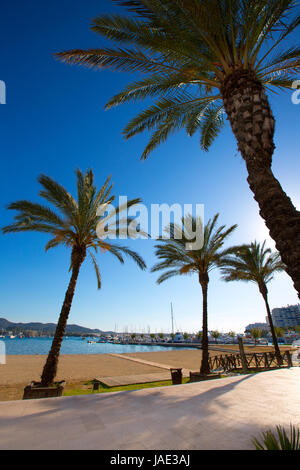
<box><xmin>264</xmin><ymin>352</ymin><xmax>269</xmax><ymax>368</ymax></box>
<box><xmin>238</xmin><ymin>337</ymin><xmax>249</xmax><ymax>373</ymax></box>
<box><xmin>285</xmin><ymin>350</ymin><xmax>293</xmax><ymax>368</ymax></box>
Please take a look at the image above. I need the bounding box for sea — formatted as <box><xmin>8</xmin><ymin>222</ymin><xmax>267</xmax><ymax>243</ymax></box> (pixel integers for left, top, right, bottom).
<box><xmin>0</xmin><ymin>337</ymin><xmax>193</xmax><ymax>355</ymax></box>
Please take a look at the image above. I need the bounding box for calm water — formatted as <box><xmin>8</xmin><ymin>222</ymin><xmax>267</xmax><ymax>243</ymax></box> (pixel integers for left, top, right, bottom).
<box><xmin>1</xmin><ymin>337</ymin><xmax>193</xmax><ymax>355</ymax></box>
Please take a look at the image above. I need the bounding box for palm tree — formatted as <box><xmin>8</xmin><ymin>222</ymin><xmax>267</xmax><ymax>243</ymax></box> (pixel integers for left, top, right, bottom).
<box><xmin>228</xmin><ymin>330</ymin><xmax>236</xmax><ymax>341</ymax></box>
<box><xmin>56</xmin><ymin>0</ymin><xmax>300</xmax><ymax>298</ymax></box>
<box><xmin>151</xmin><ymin>213</ymin><xmax>237</xmax><ymax>374</ymax></box>
<box><xmin>196</xmin><ymin>331</ymin><xmax>203</xmax><ymax>342</ymax></box>
<box><xmin>295</xmin><ymin>326</ymin><xmax>300</xmax><ymax>336</ymax></box>
<box><xmin>275</xmin><ymin>326</ymin><xmax>285</xmax><ymax>338</ymax></box>
<box><xmin>211</xmin><ymin>330</ymin><xmax>221</xmax><ymax>344</ymax></box>
<box><xmin>221</xmin><ymin>241</ymin><xmax>284</xmax><ymax>363</ymax></box>
<box><xmin>2</xmin><ymin>169</ymin><xmax>146</xmax><ymax>386</ymax></box>
<box><xmin>250</xmin><ymin>328</ymin><xmax>261</xmax><ymax>345</ymax></box>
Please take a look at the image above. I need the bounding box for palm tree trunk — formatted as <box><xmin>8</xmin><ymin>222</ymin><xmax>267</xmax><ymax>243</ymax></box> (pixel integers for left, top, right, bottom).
<box><xmin>41</xmin><ymin>250</ymin><xmax>85</xmax><ymax>386</ymax></box>
<box><xmin>199</xmin><ymin>274</ymin><xmax>210</xmax><ymax>375</ymax></box>
<box><xmin>260</xmin><ymin>290</ymin><xmax>283</xmax><ymax>366</ymax></box>
<box><xmin>222</xmin><ymin>69</ymin><xmax>300</xmax><ymax>298</ymax></box>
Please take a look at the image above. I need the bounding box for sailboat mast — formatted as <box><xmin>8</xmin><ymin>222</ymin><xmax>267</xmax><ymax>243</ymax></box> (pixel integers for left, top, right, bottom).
<box><xmin>171</xmin><ymin>302</ymin><xmax>174</xmax><ymax>335</ymax></box>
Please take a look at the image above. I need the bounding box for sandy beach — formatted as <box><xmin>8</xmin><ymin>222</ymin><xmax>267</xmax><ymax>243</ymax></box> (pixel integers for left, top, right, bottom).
<box><xmin>0</xmin><ymin>350</ymin><xmax>205</xmax><ymax>400</ymax></box>
<box><xmin>0</xmin><ymin>347</ymin><xmax>291</xmax><ymax>401</ymax></box>
<box><xmin>0</xmin><ymin>353</ymin><xmax>167</xmax><ymax>386</ymax></box>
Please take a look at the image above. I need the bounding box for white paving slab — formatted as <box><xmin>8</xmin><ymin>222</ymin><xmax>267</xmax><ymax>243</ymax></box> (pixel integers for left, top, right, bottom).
<box><xmin>0</xmin><ymin>368</ymin><xmax>299</xmax><ymax>450</ymax></box>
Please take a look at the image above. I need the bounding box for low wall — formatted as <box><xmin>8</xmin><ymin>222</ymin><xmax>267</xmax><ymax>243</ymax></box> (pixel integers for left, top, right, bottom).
<box><xmin>124</xmin><ymin>341</ymin><xmax>201</xmax><ymax>348</ymax></box>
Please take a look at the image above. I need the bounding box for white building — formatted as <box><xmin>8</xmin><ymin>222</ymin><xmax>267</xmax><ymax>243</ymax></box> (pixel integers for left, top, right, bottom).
<box><xmin>245</xmin><ymin>322</ymin><xmax>270</xmax><ymax>332</ymax></box>
<box><xmin>271</xmin><ymin>304</ymin><xmax>300</xmax><ymax>328</ymax></box>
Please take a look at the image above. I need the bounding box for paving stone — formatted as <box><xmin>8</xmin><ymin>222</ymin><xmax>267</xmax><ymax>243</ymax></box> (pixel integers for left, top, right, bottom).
<box><xmin>0</xmin><ymin>368</ymin><xmax>299</xmax><ymax>450</ymax></box>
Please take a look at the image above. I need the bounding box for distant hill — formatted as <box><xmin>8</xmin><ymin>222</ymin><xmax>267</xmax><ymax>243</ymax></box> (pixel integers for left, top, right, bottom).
<box><xmin>0</xmin><ymin>318</ymin><xmax>113</xmax><ymax>335</ymax></box>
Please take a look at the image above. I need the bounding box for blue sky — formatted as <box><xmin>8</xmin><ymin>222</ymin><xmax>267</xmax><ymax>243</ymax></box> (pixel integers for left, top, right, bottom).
<box><xmin>1</xmin><ymin>0</ymin><xmax>299</xmax><ymax>334</ymax></box>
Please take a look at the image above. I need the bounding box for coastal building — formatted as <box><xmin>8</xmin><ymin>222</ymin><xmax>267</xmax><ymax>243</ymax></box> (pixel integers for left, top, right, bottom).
<box><xmin>245</xmin><ymin>322</ymin><xmax>270</xmax><ymax>332</ymax></box>
<box><xmin>271</xmin><ymin>304</ymin><xmax>300</xmax><ymax>328</ymax></box>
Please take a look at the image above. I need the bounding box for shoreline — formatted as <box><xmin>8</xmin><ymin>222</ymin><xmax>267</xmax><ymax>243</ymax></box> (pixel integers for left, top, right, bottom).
<box><xmin>0</xmin><ymin>346</ymin><xmax>292</xmax><ymax>401</ymax></box>
<box><xmin>0</xmin><ymin>350</ymin><xmax>205</xmax><ymax>400</ymax></box>
<box><xmin>0</xmin><ymin>345</ymin><xmax>288</xmax><ymax>383</ymax></box>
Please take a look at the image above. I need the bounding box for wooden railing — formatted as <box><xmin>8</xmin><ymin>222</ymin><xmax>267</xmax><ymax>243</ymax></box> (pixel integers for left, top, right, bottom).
<box><xmin>208</xmin><ymin>350</ymin><xmax>293</xmax><ymax>372</ymax></box>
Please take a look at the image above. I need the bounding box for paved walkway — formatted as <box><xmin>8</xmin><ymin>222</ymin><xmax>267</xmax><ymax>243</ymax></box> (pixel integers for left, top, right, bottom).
<box><xmin>0</xmin><ymin>368</ymin><xmax>299</xmax><ymax>450</ymax></box>
<box><xmin>99</xmin><ymin>353</ymin><xmax>190</xmax><ymax>385</ymax></box>
<box><xmin>109</xmin><ymin>352</ymin><xmax>175</xmax><ymax>370</ymax></box>
<box><xmin>97</xmin><ymin>372</ymin><xmax>173</xmax><ymax>387</ymax></box>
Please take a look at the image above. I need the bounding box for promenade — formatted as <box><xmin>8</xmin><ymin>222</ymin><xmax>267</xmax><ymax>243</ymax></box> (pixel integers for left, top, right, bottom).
<box><xmin>1</xmin><ymin>368</ymin><xmax>299</xmax><ymax>450</ymax></box>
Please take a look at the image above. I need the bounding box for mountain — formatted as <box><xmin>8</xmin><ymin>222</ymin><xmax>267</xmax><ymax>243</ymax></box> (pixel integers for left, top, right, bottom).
<box><xmin>0</xmin><ymin>318</ymin><xmax>113</xmax><ymax>335</ymax></box>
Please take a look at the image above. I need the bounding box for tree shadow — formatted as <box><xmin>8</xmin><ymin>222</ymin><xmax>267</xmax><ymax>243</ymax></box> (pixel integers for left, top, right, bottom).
<box><xmin>0</xmin><ymin>371</ymin><xmax>295</xmax><ymax>450</ymax></box>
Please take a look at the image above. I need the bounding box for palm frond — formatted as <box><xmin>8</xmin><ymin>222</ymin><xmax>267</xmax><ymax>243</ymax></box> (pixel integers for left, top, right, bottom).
<box><xmin>6</xmin><ymin>201</ymin><xmax>65</xmax><ymax>227</ymax></box>
<box><xmin>89</xmin><ymin>251</ymin><xmax>102</xmax><ymax>289</ymax></box>
<box><xmin>2</xmin><ymin>222</ymin><xmax>61</xmax><ymax>234</ymax></box>
<box><xmin>56</xmin><ymin>0</ymin><xmax>300</xmax><ymax>158</ymax></box>
<box><xmin>105</xmin><ymin>74</ymin><xmax>210</xmax><ymax>109</ymax></box>
<box><xmin>200</xmin><ymin>103</ymin><xmax>225</xmax><ymax>151</ymax></box>
<box><xmin>111</xmin><ymin>244</ymin><xmax>147</xmax><ymax>270</ymax></box>
<box><xmin>152</xmin><ymin>212</ymin><xmax>237</xmax><ymax>283</ymax></box>
<box><xmin>156</xmin><ymin>268</ymin><xmax>183</xmax><ymax>285</ymax></box>
<box><xmin>3</xmin><ymin>169</ymin><xmax>146</xmax><ymax>284</ymax></box>
<box><xmin>253</xmin><ymin>424</ymin><xmax>300</xmax><ymax>450</ymax></box>
<box><xmin>38</xmin><ymin>174</ymin><xmax>78</xmax><ymax>220</ymax></box>
<box><xmin>221</xmin><ymin>240</ymin><xmax>285</xmax><ymax>287</ymax></box>
<box><xmin>56</xmin><ymin>47</ymin><xmax>187</xmax><ymax>75</ymax></box>
<box><xmin>123</xmin><ymin>93</ymin><xmax>218</xmax><ymax>139</ymax></box>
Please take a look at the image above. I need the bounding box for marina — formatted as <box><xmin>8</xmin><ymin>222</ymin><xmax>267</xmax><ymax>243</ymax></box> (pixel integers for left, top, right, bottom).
<box><xmin>0</xmin><ymin>336</ymin><xmax>195</xmax><ymax>356</ymax></box>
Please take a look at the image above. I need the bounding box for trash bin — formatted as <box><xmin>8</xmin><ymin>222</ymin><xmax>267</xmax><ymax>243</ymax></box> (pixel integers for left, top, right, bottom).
<box><xmin>170</xmin><ymin>368</ymin><xmax>182</xmax><ymax>385</ymax></box>
<box><xmin>92</xmin><ymin>379</ymin><xmax>101</xmax><ymax>391</ymax></box>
